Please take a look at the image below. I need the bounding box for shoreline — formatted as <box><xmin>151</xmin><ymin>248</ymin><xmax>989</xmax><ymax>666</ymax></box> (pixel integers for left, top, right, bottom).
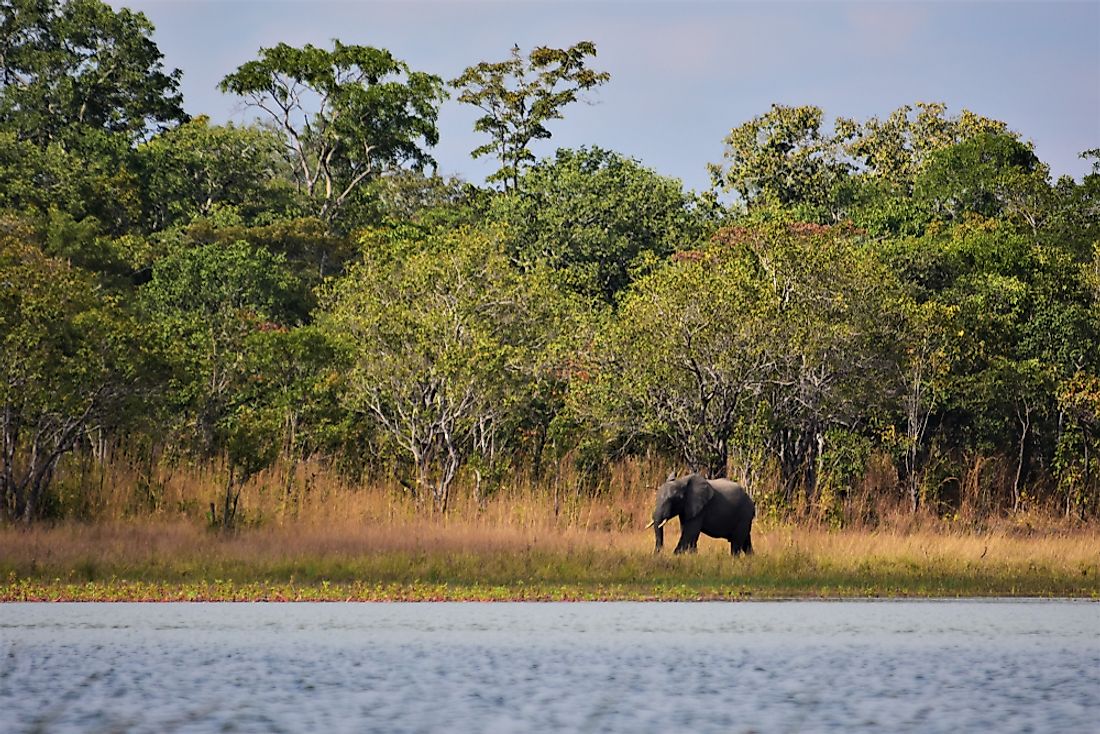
<box><xmin>5</xmin><ymin>579</ymin><xmax>1098</xmax><ymax>603</ymax></box>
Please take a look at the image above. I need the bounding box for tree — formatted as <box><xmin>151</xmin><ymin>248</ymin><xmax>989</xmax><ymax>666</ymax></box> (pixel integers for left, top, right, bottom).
<box><xmin>366</xmin><ymin>169</ymin><xmax>491</xmax><ymax>231</ymax></box>
<box><xmin>729</xmin><ymin>222</ymin><xmax>901</xmax><ymax>503</ymax></box>
<box><xmin>322</xmin><ymin>226</ymin><xmax>577</xmax><ymax>512</ymax></box>
<box><xmin>489</xmin><ymin>146</ymin><xmax>707</xmax><ymax>303</ymax></box>
<box><xmin>451</xmin><ymin>42</ymin><xmax>609</xmax><ymax>192</ymax></box>
<box><xmin>709</xmin><ymin>104</ymin><xmax>850</xmax><ymax>219</ymax></box>
<box><xmin>163</xmin><ymin>217</ymin><xmax>357</xmax><ymax>317</ymax></box>
<box><xmin>579</xmin><ymin>220</ymin><xmax>900</xmax><ymax>498</ymax></box>
<box><xmin>895</xmin><ymin>300</ymin><xmax>958</xmax><ymax>512</ymax></box>
<box><xmin>0</xmin><ymin>0</ymin><xmax>184</xmax><ymax>145</ymax></box>
<box><xmin>137</xmin><ymin>116</ymin><xmax>294</xmax><ymax>230</ymax></box>
<box><xmin>1043</xmin><ymin>151</ymin><xmax>1100</xmax><ymax>257</ymax></box>
<box><xmin>1057</xmin><ymin>372</ymin><xmax>1100</xmax><ymax>517</ymax></box>
<box><xmin>838</xmin><ymin>103</ymin><xmax>1024</xmax><ymax>235</ymax></box>
<box><xmin>589</xmin><ymin>243</ymin><xmax>770</xmax><ymax>478</ymax></box>
<box><xmin>837</xmin><ymin>102</ymin><xmax>1011</xmax><ymax>194</ymax></box>
<box><xmin>0</xmin><ymin>128</ymin><xmax>144</xmax><ymax>235</ymax></box>
<box><xmin>915</xmin><ymin>132</ymin><xmax>1044</xmax><ymax>222</ymax></box>
<box><xmin>212</xmin><ymin>325</ymin><xmax>342</xmax><ymax>526</ymax></box>
<box><xmin>139</xmin><ymin>240</ymin><xmax>298</xmax><ymax>526</ymax></box>
<box><xmin>219</xmin><ymin>41</ymin><xmax>446</xmax><ymax>226</ymax></box>
<box><xmin>873</xmin><ymin>212</ymin><xmax>1097</xmax><ymax>515</ymax></box>
<box><xmin>708</xmin><ymin>102</ymin><xmax>1022</xmax><ymax>232</ymax></box>
<box><xmin>0</xmin><ymin>220</ymin><xmax>142</xmax><ymax>521</ymax></box>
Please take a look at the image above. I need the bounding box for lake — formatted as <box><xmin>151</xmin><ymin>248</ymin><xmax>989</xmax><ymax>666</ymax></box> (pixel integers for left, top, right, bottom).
<box><xmin>2</xmin><ymin>600</ymin><xmax>1097</xmax><ymax>733</ymax></box>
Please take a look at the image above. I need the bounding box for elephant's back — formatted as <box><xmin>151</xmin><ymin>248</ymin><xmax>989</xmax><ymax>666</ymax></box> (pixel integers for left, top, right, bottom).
<box><xmin>710</xmin><ymin>480</ymin><xmax>754</xmax><ymax>511</ymax></box>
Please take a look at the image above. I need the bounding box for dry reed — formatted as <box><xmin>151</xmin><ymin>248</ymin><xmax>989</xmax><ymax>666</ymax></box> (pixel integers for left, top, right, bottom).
<box><xmin>5</xmin><ymin>453</ymin><xmax>1098</xmax><ymax>599</ymax></box>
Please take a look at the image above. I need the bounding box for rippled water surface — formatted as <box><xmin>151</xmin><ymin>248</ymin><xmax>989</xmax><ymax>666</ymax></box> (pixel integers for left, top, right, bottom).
<box><xmin>2</xmin><ymin>600</ymin><xmax>1098</xmax><ymax>733</ymax></box>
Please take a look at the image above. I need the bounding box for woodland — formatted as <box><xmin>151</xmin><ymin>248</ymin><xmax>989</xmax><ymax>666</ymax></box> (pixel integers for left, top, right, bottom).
<box><xmin>3</xmin><ymin>0</ymin><xmax>1099</xmax><ymax>532</ymax></box>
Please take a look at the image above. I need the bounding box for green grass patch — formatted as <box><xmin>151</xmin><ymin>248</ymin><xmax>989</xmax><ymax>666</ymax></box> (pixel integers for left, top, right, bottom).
<box><xmin>4</xmin><ymin>547</ymin><xmax>1097</xmax><ymax>601</ymax></box>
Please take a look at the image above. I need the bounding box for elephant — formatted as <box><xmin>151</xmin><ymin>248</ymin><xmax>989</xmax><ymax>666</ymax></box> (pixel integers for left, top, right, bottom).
<box><xmin>646</xmin><ymin>473</ymin><xmax>755</xmax><ymax>555</ymax></box>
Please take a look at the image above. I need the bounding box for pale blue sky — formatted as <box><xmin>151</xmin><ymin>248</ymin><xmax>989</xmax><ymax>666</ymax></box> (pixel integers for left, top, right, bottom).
<box><xmin>114</xmin><ymin>1</ymin><xmax>1099</xmax><ymax>191</ymax></box>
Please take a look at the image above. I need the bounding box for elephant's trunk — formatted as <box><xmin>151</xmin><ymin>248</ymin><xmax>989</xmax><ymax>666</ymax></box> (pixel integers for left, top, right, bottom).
<box><xmin>652</xmin><ymin>508</ymin><xmax>671</xmax><ymax>552</ymax></box>
<box><xmin>652</xmin><ymin>498</ymin><xmax>674</xmax><ymax>553</ymax></box>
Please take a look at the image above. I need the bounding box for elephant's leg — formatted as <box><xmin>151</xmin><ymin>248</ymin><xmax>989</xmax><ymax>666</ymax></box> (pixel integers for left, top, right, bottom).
<box><xmin>674</xmin><ymin>516</ymin><xmax>703</xmax><ymax>554</ymax></box>
<box><xmin>742</xmin><ymin>531</ymin><xmax>753</xmax><ymax>555</ymax></box>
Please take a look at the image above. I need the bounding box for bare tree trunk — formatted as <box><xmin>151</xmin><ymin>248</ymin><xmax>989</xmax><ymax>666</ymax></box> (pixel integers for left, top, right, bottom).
<box><xmin>531</xmin><ymin>422</ymin><xmax>547</xmax><ymax>481</ymax></box>
<box><xmin>221</xmin><ymin>465</ymin><xmax>240</xmax><ymax>531</ymax></box>
<box><xmin>811</xmin><ymin>430</ymin><xmax>825</xmax><ymax>504</ymax></box>
<box><xmin>1012</xmin><ymin>403</ymin><xmax>1031</xmax><ymax>513</ymax></box>
<box><xmin>1083</xmin><ymin>437</ymin><xmax>1090</xmax><ymax>520</ymax></box>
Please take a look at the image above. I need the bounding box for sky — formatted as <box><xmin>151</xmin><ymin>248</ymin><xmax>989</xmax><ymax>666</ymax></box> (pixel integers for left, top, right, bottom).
<box><xmin>111</xmin><ymin>1</ymin><xmax>1099</xmax><ymax>192</ymax></box>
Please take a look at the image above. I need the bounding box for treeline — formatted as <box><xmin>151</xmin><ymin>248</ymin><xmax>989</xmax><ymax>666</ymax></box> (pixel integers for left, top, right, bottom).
<box><xmin>1</xmin><ymin>0</ymin><xmax>1098</xmax><ymax>525</ymax></box>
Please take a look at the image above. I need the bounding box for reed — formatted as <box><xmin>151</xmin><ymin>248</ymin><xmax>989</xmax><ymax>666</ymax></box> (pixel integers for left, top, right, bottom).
<box><xmin>6</xmin><ymin>454</ymin><xmax>1097</xmax><ymax>600</ymax></box>
<box><xmin>3</xmin><ymin>516</ymin><xmax>1097</xmax><ymax>600</ymax></box>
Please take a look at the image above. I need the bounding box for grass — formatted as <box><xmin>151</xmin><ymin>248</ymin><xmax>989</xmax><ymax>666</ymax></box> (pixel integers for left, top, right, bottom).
<box><xmin>2</xmin><ymin>518</ymin><xmax>1098</xmax><ymax>601</ymax></box>
<box><xmin>6</xmin><ymin>456</ymin><xmax>1098</xmax><ymax>601</ymax></box>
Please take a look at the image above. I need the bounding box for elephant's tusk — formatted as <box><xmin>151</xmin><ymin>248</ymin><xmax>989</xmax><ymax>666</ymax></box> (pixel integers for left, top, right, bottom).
<box><xmin>657</xmin><ymin>519</ymin><xmax>668</xmax><ymax>529</ymax></box>
<box><xmin>644</xmin><ymin>519</ymin><xmax>654</xmax><ymax>529</ymax></box>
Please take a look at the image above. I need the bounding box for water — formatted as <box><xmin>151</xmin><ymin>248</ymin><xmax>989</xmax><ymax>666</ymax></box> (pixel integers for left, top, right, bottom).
<box><xmin>1</xmin><ymin>600</ymin><xmax>1097</xmax><ymax>733</ymax></box>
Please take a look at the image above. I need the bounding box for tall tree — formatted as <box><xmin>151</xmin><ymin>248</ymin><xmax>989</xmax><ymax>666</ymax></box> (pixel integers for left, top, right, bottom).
<box><xmin>837</xmin><ymin>102</ymin><xmax>1012</xmax><ymax>193</ymax></box>
<box><xmin>589</xmin><ymin>243</ymin><xmax>771</xmax><ymax>478</ymax></box>
<box><xmin>489</xmin><ymin>146</ymin><xmax>707</xmax><ymax>303</ymax></box>
<box><xmin>219</xmin><ymin>41</ymin><xmax>446</xmax><ymax>225</ymax></box>
<box><xmin>0</xmin><ymin>0</ymin><xmax>184</xmax><ymax>144</ymax></box>
<box><xmin>914</xmin><ymin>132</ymin><xmax>1044</xmax><ymax>223</ymax></box>
<box><xmin>451</xmin><ymin>42</ymin><xmax>609</xmax><ymax>192</ymax></box>
<box><xmin>0</xmin><ymin>221</ymin><xmax>143</xmax><ymax>522</ymax></box>
<box><xmin>139</xmin><ymin>240</ymin><xmax>297</xmax><ymax>456</ymax></box>
<box><xmin>323</xmin><ymin>226</ymin><xmax>578</xmax><ymax>512</ymax></box>
<box><xmin>137</xmin><ymin>116</ymin><xmax>293</xmax><ymax>230</ymax></box>
<box><xmin>138</xmin><ymin>240</ymin><xmax>299</xmax><ymax>527</ymax></box>
<box><xmin>709</xmin><ymin>104</ymin><xmax>850</xmax><ymax>219</ymax></box>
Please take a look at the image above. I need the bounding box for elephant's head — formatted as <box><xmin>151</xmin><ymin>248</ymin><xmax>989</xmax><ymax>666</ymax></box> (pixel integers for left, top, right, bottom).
<box><xmin>647</xmin><ymin>473</ymin><xmax>713</xmax><ymax>552</ymax></box>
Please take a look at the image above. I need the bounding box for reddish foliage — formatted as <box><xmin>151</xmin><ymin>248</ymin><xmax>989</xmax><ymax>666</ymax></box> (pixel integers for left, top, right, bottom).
<box><xmin>671</xmin><ymin>250</ymin><xmax>706</xmax><ymax>263</ymax></box>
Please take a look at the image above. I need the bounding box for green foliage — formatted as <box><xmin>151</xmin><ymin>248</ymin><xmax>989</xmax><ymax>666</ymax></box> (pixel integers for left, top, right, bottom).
<box><xmin>137</xmin><ymin>116</ymin><xmax>297</xmax><ymax>230</ymax></box>
<box><xmin>160</xmin><ymin>217</ymin><xmax>356</xmax><ymax>319</ymax></box>
<box><xmin>489</xmin><ymin>146</ymin><xmax>707</xmax><ymax>302</ymax></box>
<box><xmin>0</xmin><ymin>127</ymin><xmax>144</xmax><ymax>233</ymax></box>
<box><xmin>915</xmin><ymin>133</ymin><xmax>1044</xmax><ymax>221</ymax></box>
<box><xmin>710</xmin><ymin>104</ymin><xmax>850</xmax><ymax>218</ymax></box>
<box><xmin>1056</xmin><ymin>372</ymin><xmax>1100</xmax><ymax>517</ymax></box>
<box><xmin>366</xmin><ymin>169</ymin><xmax>489</xmax><ymax>229</ymax></box>
<box><xmin>451</xmin><ymin>42</ymin><xmax>610</xmax><ymax>191</ymax></box>
<box><xmin>837</xmin><ymin>102</ymin><xmax>1010</xmax><ymax>193</ymax></box>
<box><xmin>582</xmin><ymin>219</ymin><xmax>901</xmax><ymax>490</ymax></box>
<box><xmin>219</xmin><ymin>40</ymin><xmax>446</xmax><ymax>226</ymax></box>
<box><xmin>322</xmin><ymin>225</ymin><xmax>583</xmax><ymax>511</ymax></box>
<box><xmin>0</xmin><ymin>21</ymin><xmax>1097</xmax><ymax>529</ymax></box>
<box><xmin>138</xmin><ymin>240</ymin><xmax>298</xmax><ymax>456</ymax></box>
<box><xmin>585</xmin><ymin>237</ymin><xmax>766</xmax><ymax>476</ymax></box>
<box><xmin>0</xmin><ymin>0</ymin><xmax>185</xmax><ymax>144</ymax></box>
<box><xmin>0</xmin><ymin>219</ymin><xmax>145</xmax><ymax>520</ymax></box>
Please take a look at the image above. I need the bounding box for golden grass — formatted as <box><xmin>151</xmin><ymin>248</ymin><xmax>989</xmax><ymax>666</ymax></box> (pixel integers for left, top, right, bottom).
<box><xmin>8</xmin><ymin>455</ymin><xmax>1098</xmax><ymax>600</ymax></box>
<box><xmin>3</xmin><ymin>516</ymin><xmax>1098</xmax><ymax>600</ymax></box>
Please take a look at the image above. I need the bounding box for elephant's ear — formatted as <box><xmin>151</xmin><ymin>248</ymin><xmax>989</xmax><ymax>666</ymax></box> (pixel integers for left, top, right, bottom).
<box><xmin>684</xmin><ymin>475</ymin><xmax>714</xmax><ymax>519</ymax></box>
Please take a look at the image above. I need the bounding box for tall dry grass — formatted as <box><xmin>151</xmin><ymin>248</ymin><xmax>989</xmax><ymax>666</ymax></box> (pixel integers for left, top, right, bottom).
<box><xmin>48</xmin><ymin>450</ymin><xmax>1090</xmax><ymax>530</ymax></box>
<box><xmin>5</xmin><ymin>515</ymin><xmax>1098</xmax><ymax>573</ymax></box>
<box><xmin>6</xmin><ymin>451</ymin><xmax>1094</xmax><ymax>599</ymax></box>
<box><xmin>50</xmin><ymin>453</ymin><xmax>669</xmax><ymax>531</ymax></box>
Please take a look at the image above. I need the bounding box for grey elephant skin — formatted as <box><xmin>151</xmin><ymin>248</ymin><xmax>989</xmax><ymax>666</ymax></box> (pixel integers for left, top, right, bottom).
<box><xmin>649</xmin><ymin>474</ymin><xmax>755</xmax><ymax>555</ymax></box>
